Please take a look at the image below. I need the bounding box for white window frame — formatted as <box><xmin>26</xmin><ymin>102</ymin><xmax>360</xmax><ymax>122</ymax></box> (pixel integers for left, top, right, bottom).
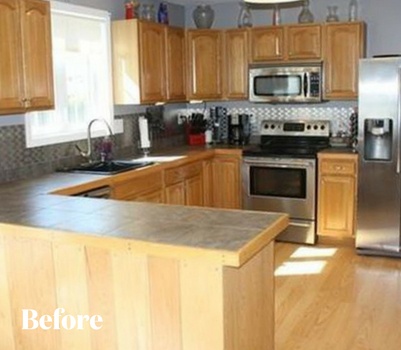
<box><xmin>25</xmin><ymin>1</ymin><xmax>117</xmax><ymax>148</ymax></box>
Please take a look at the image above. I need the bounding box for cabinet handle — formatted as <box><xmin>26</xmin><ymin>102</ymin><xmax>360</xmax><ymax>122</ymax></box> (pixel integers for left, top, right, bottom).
<box><xmin>21</xmin><ymin>98</ymin><xmax>31</xmax><ymax>107</ymax></box>
<box><xmin>334</xmin><ymin>165</ymin><xmax>343</xmax><ymax>171</ymax></box>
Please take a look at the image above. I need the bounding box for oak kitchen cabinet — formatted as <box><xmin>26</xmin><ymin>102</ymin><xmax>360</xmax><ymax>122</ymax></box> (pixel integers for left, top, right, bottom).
<box><xmin>250</xmin><ymin>26</ymin><xmax>284</xmax><ymax>62</ymax></box>
<box><xmin>212</xmin><ymin>153</ymin><xmax>242</xmax><ymax>209</ymax></box>
<box><xmin>186</xmin><ymin>29</ymin><xmax>224</xmax><ymax>100</ymax></box>
<box><xmin>0</xmin><ymin>0</ymin><xmax>54</xmax><ymax>115</ymax></box>
<box><xmin>112</xmin><ymin>19</ymin><xmax>186</xmax><ymax>104</ymax></box>
<box><xmin>202</xmin><ymin>158</ymin><xmax>214</xmax><ymax>207</ymax></box>
<box><xmin>323</xmin><ymin>22</ymin><xmax>365</xmax><ymax>100</ymax></box>
<box><xmin>317</xmin><ymin>153</ymin><xmax>358</xmax><ymax>239</ymax></box>
<box><xmin>166</xmin><ymin>26</ymin><xmax>187</xmax><ymax>101</ymax></box>
<box><xmin>286</xmin><ymin>24</ymin><xmax>321</xmax><ymax>60</ymax></box>
<box><xmin>164</xmin><ymin>161</ymin><xmax>204</xmax><ymax>206</ymax></box>
<box><xmin>112</xmin><ymin>170</ymin><xmax>164</xmax><ymax>203</ymax></box>
<box><xmin>224</xmin><ymin>28</ymin><xmax>249</xmax><ymax>100</ymax></box>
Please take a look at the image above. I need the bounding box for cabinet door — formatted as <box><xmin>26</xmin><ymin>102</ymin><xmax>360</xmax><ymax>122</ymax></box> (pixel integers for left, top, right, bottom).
<box><xmin>135</xmin><ymin>190</ymin><xmax>164</xmax><ymax>204</ymax></box>
<box><xmin>212</xmin><ymin>155</ymin><xmax>241</xmax><ymax>209</ymax></box>
<box><xmin>186</xmin><ymin>29</ymin><xmax>223</xmax><ymax>100</ymax></box>
<box><xmin>166</xmin><ymin>26</ymin><xmax>186</xmax><ymax>101</ymax></box>
<box><xmin>165</xmin><ymin>182</ymin><xmax>186</xmax><ymax>205</ymax></box>
<box><xmin>318</xmin><ymin>175</ymin><xmax>355</xmax><ymax>237</ymax></box>
<box><xmin>186</xmin><ymin>175</ymin><xmax>203</xmax><ymax>207</ymax></box>
<box><xmin>286</xmin><ymin>24</ymin><xmax>321</xmax><ymax>60</ymax></box>
<box><xmin>21</xmin><ymin>0</ymin><xmax>54</xmax><ymax>110</ymax></box>
<box><xmin>139</xmin><ymin>21</ymin><xmax>166</xmax><ymax>103</ymax></box>
<box><xmin>202</xmin><ymin>159</ymin><xmax>213</xmax><ymax>207</ymax></box>
<box><xmin>224</xmin><ymin>28</ymin><xmax>249</xmax><ymax>100</ymax></box>
<box><xmin>0</xmin><ymin>0</ymin><xmax>25</xmax><ymax>114</ymax></box>
<box><xmin>323</xmin><ymin>22</ymin><xmax>365</xmax><ymax>100</ymax></box>
<box><xmin>250</xmin><ymin>26</ymin><xmax>284</xmax><ymax>62</ymax></box>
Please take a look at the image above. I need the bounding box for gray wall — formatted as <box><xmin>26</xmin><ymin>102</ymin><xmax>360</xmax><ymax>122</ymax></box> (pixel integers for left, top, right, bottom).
<box><xmin>185</xmin><ymin>0</ymin><xmax>401</xmax><ymax>57</ymax></box>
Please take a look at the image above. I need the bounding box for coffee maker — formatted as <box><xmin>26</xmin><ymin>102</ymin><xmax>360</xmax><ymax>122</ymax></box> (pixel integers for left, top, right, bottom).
<box><xmin>228</xmin><ymin>114</ymin><xmax>251</xmax><ymax>145</ymax></box>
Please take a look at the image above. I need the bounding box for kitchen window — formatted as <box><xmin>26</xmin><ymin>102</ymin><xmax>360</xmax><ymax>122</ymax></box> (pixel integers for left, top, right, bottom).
<box><xmin>25</xmin><ymin>1</ymin><xmax>114</xmax><ymax>147</ymax></box>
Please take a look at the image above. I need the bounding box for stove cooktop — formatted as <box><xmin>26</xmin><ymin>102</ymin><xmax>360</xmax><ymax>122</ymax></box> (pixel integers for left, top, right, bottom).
<box><xmin>243</xmin><ymin>120</ymin><xmax>331</xmax><ymax>158</ymax></box>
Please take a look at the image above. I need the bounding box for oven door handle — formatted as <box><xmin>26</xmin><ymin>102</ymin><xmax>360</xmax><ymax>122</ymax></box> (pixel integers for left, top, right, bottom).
<box><xmin>243</xmin><ymin>159</ymin><xmax>314</xmax><ymax>169</ymax></box>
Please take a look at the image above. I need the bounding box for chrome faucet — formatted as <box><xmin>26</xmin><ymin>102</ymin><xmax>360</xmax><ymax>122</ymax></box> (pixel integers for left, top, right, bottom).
<box><xmin>75</xmin><ymin>118</ymin><xmax>113</xmax><ymax>162</ymax></box>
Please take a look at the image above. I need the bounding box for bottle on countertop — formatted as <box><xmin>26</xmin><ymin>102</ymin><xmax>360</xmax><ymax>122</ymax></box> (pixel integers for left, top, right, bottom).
<box><xmin>158</xmin><ymin>2</ymin><xmax>169</xmax><ymax>24</ymax></box>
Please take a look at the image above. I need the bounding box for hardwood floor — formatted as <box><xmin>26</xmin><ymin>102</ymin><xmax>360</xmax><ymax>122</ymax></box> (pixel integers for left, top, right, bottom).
<box><xmin>274</xmin><ymin>242</ymin><xmax>401</xmax><ymax>350</ymax></box>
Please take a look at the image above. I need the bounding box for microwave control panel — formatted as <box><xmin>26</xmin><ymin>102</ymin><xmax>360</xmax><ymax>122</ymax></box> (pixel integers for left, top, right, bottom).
<box><xmin>310</xmin><ymin>72</ymin><xmax>321</xmax><ymax>97</ymax></box>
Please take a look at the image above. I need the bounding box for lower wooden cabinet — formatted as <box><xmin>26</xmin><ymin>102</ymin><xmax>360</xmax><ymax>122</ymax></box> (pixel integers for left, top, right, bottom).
<box><xmin>109</xmin><ymin>152</ymin><xmax>242</xmax><ymax>209</ymax></box>
<box><xmin>317</xmin><ymin>153</ymin><xmax>358</xmax><ymax>238</ymax></box>
<box><xmin>165</xmin><ymin>181</ymin><xmax>186</xmax><ymax>205</ymax></box>
<box><xmin>202</xmin><ymin>159</ymin><xmax>213</xmax><ymax>207</ymax></box>
<box><xmin>212</xmin><ymin>153</ymin><xmax>241</xmax><ymax>209</ymax></box>
<box><xmin>134</xmin><ymin>189</ymin><xmax>164</xmax><ymax>203</ymax></box>
<box><xmin>164</xmin><ymin>161</ymin><xmax>204</xmax><ymax>207</ymax></box>
<box><xmin>112</xmin><ymin>170</ymin><xmax>164</xmax><ymax>202</ymax></box>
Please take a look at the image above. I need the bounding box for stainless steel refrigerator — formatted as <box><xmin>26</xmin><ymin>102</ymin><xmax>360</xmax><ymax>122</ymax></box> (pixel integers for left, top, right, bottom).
<box><xmin>356</xmin><ymin>57</ymin><xmax>401</xmax><ymax>257</ymax></box>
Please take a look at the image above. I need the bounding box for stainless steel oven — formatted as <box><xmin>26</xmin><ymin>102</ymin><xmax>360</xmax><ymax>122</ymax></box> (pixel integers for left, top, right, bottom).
<box><xmin>242</xmin><ymin>119</ymin><xmax>330</xmax><ymax>245</ymax></box>
<box><xmin>242</xmin><ymin>157</ymin><xmax>317</xmax><ymax>244</ymax></box>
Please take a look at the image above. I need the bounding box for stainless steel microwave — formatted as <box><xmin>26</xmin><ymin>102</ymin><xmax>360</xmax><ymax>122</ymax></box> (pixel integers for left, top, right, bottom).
<box><xmin>249</xmin><ymin>62</ymin><xmax>323</xmax><ymax>103</ymax></box>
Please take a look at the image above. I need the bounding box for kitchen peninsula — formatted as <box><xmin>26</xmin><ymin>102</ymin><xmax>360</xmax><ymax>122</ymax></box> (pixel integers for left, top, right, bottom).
<box><xmin>0</xmin><ymin>150</ymin><xmax>288</xmax><ymax>350</ymax></box>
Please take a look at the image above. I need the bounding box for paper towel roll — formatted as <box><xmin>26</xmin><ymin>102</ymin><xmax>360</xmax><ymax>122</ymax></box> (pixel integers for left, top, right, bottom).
<box><xmin>139</xmin><ymin>116</ymin><xmax>150</xmax><ymax>149</ymax></box>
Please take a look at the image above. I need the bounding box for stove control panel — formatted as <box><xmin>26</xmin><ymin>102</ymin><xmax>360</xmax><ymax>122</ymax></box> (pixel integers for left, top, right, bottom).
<box><xmin>260</xmin><ymin>120</ymin><xmax>330</xmax><ymax>137</ymax></box>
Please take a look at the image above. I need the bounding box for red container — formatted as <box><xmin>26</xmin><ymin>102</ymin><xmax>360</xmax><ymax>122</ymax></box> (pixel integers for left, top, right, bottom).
<box><xmin>188</xmin><ymin>133</ymin><xmax>205</xmax><ymax>146</ymax></box>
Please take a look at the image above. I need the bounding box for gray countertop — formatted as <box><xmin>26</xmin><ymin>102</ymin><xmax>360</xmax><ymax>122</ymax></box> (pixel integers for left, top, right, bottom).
<box><xmin>0</xmin><ymin>149</ymin><xmax>288</xmax><ymax>266</ymax></box>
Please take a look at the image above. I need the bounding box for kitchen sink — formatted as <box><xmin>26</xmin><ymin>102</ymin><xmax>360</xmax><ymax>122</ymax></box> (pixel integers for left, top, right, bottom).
<box><xmin>64</xmin><ymin>160</ymin><xmax>155</xmax><ymax>175</ymax></box>
<box><xmin>128</xmin><ymin>155</ymin><xmax>186</xmax><ymax>163</ymax></box>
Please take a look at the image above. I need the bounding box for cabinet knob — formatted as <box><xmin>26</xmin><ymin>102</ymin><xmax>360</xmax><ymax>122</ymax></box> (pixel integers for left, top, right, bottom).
<box><xmin>334</xmin><ymin>165</ymin><xmax>343</xmax><ymax>171</ymax></box>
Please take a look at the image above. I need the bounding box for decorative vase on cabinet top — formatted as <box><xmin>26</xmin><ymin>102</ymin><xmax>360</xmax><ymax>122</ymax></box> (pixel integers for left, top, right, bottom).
<box><xmin>193</xmin><ymin>4</ymin><xmax>215</xmax><ymax>29</ymax></box>
<box><xmin>298</xmin><ymin>0</ymin><xmax>314</xmax><ymax>23</ymax></box>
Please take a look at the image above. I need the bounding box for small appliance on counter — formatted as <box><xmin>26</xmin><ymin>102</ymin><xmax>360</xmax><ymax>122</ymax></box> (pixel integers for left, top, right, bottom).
<box><xmin>228</xmin><ymin>114</ymin><xmax>251</xmax><ymax>145</ymax></box>
<box><xmin>210</xmin><ymin>106</ymin><xmax>228</xmax><ymax>144</ymax></box>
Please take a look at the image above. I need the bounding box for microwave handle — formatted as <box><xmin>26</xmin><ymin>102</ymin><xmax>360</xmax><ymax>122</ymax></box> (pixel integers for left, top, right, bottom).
<box><xmin>303</xmin><ymin>73</ymin><xmax>308</xmax><ymax>98</ymax></box>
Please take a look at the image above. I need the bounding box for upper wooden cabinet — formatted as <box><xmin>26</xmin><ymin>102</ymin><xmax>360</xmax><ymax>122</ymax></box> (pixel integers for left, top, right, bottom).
<box><xmin>323</xmin><ymin>22</ymin><xmax>365</xmax><ymax>100</ymax></box>
<box><xmin>139</xmin><ymin>21</ymin><xmax>166</xmax><ymax>103</ymax></box>
<box><xmin>112</xmin><ymin>20</ymin><xmax>186</xmax><ymax>104</ymax></box>
<box><xmin>286</xmin><ymin>24</ymin><xmax>321</xmax><ymax>60</ymax></box>
<box><xmin>250</xmin><ymin>24</ymin><xmax>321</xmax><ymax>62</ymax></box>
<box><xmin>0</xmin><ymin>0</ymin><xmax>54</xmax><ymax>115</ymax></box>
<box><xmin>224</xmin><ymin>28</ymin><xmax>249</xmax><ymax>100</ymax></box>
<box><xmin>186</xmin><ymin>29</ymin><xmax>223</xmax><ymax>100</ymax></box>
<box><xmin>250</xmin><ymin>26</ymin><xmax>284</xmax><ymax>62</ymax></box>
<box><xmin>166</xmin><ymin>27</ymin><xmax>187</xmax><ymax>101</ymax></box>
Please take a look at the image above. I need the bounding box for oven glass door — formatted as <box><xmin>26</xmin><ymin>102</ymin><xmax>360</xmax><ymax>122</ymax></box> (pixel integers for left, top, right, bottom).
<box><xmin>242</xmin><ymin>157</ymin><xmax>316</xmax><ymax>220</ymax></box>
<box><xmin>250</xmin><ymin>166</ymin><xmax>306</xmax><ymax>199</ymax></box>
<box><xmin>254</xmin><ymin>75</ymin><xmax>303</xmax><ymax>97</ymax></box>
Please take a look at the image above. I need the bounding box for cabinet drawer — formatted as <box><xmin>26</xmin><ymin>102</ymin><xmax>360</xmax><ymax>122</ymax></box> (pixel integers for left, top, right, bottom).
<box><xmin>320</xmin><ymin>159</ymin><xmax>356</xmax><ymax>175</ymax></box>
<box><xmin>113</xmin><ymin>172</ymin><xmax>162</xmax><ymax>199</ymax></box>
<box><xmin>164</xmin><ymin>162</ymin><xmax>202</xmax><ymax>186</ymax></box>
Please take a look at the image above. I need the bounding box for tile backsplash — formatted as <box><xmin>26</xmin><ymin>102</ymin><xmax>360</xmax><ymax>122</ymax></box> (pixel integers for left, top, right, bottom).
<box><xmin>0</xmin><ymin>101</ymin><xmax>357</xmax><ymax>184</ymax></box>
<box><xmin>0</xmin><ymin>113</ymin><xmax>185</xmax><ymax>184</ymax></box>
<box><xmin>186</xmin><ymin>100</ymin><xmax>356</xmax><ymax>136</ymax></box>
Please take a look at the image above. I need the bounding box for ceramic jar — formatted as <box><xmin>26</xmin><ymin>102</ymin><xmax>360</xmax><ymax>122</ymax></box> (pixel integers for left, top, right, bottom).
<box><xmin>193</xmin><ymin>4</ymin><xmax>215</xmax><ymax>29</ymax></box>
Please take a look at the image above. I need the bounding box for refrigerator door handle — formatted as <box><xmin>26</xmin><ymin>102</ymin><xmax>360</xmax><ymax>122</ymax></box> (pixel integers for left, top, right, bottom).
<box><xmin>397</xmin><ymin>69</ymin><xmax>401</xmax><ymax>174</ymax></box>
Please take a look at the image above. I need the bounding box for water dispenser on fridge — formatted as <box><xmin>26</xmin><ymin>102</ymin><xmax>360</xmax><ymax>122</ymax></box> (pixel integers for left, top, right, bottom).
<box><xmin>363</xmin><ymin>118</ymin><xmax>392</xmax><ymax>161</ymax></box>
